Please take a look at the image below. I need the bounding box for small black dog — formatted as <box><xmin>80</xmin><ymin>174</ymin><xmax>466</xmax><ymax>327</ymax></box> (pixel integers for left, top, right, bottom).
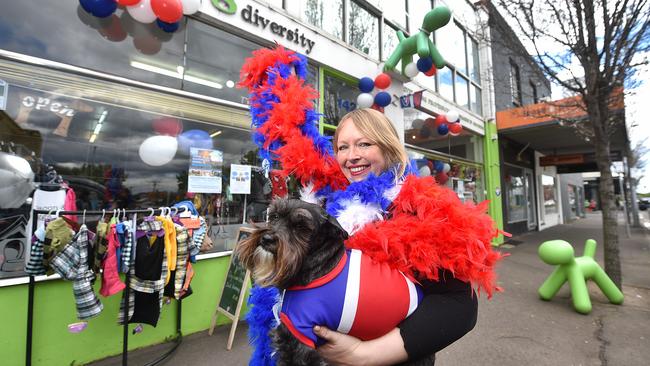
<box><xmin>237</xmin><ymin>199</ymin><xmax>428</xmax><ymax>366</ymax></box>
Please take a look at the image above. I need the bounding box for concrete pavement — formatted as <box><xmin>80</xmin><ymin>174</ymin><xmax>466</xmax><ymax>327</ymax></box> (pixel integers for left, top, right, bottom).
<box><xmin>89</xmin><ymin>212</ymin><xmax>650</xmax><ymax>366</ymax></box>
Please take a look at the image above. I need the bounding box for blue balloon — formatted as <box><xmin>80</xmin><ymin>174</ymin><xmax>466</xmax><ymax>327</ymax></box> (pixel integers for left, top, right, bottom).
<box><xmin>434</xmin><ymin>161</ymin><xmax>444</xmax><ymax>173</ymax></box>
<box><xmin>416</xmin><ymin>57</ymin><xmax>434</xmax><ymax>73</ymax></box>
<box><xmin>358</xmin><ymin>77</ymin><xmax>375</xmax><ymax>93</ymax></box>
<box><xmin>178</xmin><ymin>129</ymin><xmax>213</xmax><ymax>153</ymax></box>
<box><xmin>437</xmin><ymin>124</ymin><xmax>449</xmax><ymax>136</ymax></box>
<box><xmin>156</xmin><ymin>19</ymin><xmax>180</xmax><ymax>33</ymax></box>
<box><xmin>374</xmin><ymin>91</ymin><xmax>391</xmax><ymax>107</ymax></box>
<box><xmin>79</xmin><ymin>0</ymin><xmax>117</xmax><ymax>18</ymax></box>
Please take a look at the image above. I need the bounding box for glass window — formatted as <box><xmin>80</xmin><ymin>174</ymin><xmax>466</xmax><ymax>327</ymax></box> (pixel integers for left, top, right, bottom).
<box><xmin>467</xmin><ymin>37</ymin><xmax>480</xmax><ymax>83</ymax></box>
<box><xmin>438</xmin><ymin>66</ymin><xmax>454</xmax><ymax>101</ymax></box>
<box><xmin>408</xmin><ymin>0</ymin><xmax>433</xmax><ymax>35</ymax></box>
<box><xmin>542</xmin><ymin>174</ymin><xmax>557</xmax><ymax>215</ymax></box>
<box><xmin>0</xmin><ymin>1</ymin><xmax>185</xmax><ymax>89</ymax></box>
<box><xmin>323</xmin><ymin>73</ymin><xmax>358</xmax><ymax>126</ymax></box>
<box><xmin>436</xmin><ymin>21</ymin><xmax>466</xmax><ymax>74</ymax></box>
<box><xmin>506</xmin><ymin>167</ymin><xmax>526</xmax><ymax>222</ymax></box>
<box><xmin>383</xmin><ymin>23</ymin><xmax>400</xmax><ymax>62</ymax></box>
<box><xmin>183</xmin><ymin>19</ymin><xmax>260</xmax><ymax>105</ymax></box>
<box><xmin>510</xmin><ymin>60</ymin><xmax>522</xmax><ymax>106</ymax></box>
<box><xmin>456</xmin><ymin>75</ymin><xmax>469</xmax><ymax>109</ymax></box>
<box><xmin>296</xmin><ymin>0</ymin><xmax>344</xmax><ymax>40</ymax></box>
<box><xmin>530</xmin><ymin>81</ymin><xmax>539</xmax><ymax>104</ymax></box>
<box><xmin>349</xmin><ymin>1</ymin><xmax>380</xmax><ymax>59</ymax></box>
<box><xmin>380</xmin><ymin>0</ymin><xmax>407</xmax><ymax>30</ymax></box>
<box><xmin>470</xmin><ymin>84</ymin><xmax>482</xmax><ymax>115</ymax></box>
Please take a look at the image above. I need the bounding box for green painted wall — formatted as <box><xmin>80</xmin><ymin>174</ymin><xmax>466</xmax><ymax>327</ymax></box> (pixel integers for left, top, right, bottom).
<box><xmin>1</xmin><ymin>255</ymin><xmax>247</xmax><ymax>366</ymax></box>
<box><xmin>483</xmin><ymin>120</ymin><xmax>505</xmax><ymax>245</ymax></box>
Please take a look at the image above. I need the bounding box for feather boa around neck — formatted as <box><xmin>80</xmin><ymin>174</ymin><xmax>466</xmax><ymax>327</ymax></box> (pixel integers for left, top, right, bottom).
<box><xmin>239</xmin><ymin>46</ymin><xmax>503</xmax><ymax>366</ymax></box>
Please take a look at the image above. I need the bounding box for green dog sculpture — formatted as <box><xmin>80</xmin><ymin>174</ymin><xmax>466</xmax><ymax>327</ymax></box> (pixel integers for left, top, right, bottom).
<box><xmin>384</xmin><ymin>6</ymin><xmax>451</xmax><ymax>75</ymax></box>
<box><xmin>538</xmin><ymin>239</ymin><xmax>624</xmax><ymax>314</ymax></box>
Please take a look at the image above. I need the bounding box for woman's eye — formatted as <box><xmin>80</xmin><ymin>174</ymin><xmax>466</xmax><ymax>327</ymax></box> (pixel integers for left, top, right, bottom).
<box><xmin>358</xmin><ymin>142</ymin><xmax>371</xmax><ymax>148</ymax></box>
<box><xmin>338</xmin><ymin>145</ymin><xmax>348</xmax><ymax>151</ymax></box>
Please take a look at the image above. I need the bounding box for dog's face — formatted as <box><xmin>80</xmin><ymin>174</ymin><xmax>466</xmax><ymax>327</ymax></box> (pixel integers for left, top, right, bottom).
<box><xmin>236</xmin><ymin>199</ymin><xmax>347</xmax><ymax>288</ymax></box>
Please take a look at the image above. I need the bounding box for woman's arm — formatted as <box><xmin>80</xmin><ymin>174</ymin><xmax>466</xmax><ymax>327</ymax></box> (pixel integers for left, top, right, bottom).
<box><xmin>315</xmin><ymin>326</ymin><xmax>407</xmax><ymax>366</ymax></box>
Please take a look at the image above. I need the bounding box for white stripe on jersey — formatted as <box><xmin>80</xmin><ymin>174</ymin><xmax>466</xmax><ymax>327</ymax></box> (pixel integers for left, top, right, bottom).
<box><xmin>402</xmin><ymin>273</ymin><xmax>419</xmax><ymax>317</ymax></box>
<box><xmin>337</xmin><ymin>249</ymin><xmax>362</xmax><ymax>333</ymax></box>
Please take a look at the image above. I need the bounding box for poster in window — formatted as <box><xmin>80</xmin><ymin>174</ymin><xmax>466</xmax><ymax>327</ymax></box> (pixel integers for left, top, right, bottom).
<box><xmin>188</xmin><ymin>147</ymin><xmax>223</xmax><ymax>193</ymax></box>
<box><xmin>229</xmin><ymin>164</ymin><xmax>252</xmax><ymax>194</ymax></box>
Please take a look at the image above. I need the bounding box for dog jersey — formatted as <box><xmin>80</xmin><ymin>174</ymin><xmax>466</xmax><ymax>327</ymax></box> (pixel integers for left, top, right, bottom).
<box><xmin>279</xmin><ymin>249</ymin><xmax>422</xmax><ymax>348</ymax></box>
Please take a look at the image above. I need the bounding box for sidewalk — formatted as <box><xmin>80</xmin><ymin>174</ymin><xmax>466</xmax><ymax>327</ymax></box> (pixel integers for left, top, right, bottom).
<box><xmin>90</xmin><ymin>212</ymin><xmax>650</xmax><ymax>366</ymax></box>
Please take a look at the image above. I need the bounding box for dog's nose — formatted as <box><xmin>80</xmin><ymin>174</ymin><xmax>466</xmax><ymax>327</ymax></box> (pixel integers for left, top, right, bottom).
<box><xmin>261</xmin><ymin>233</ymin><xmax>275</xmax><ymax>248</ymax></box>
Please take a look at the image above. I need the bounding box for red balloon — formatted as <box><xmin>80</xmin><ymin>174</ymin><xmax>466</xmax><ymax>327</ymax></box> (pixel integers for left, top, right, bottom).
<box><xmin>424</xmin><ymin>66</ymin><xmax>437</xmax><ymax>76</ymax></box>
<box><xmin>448</xmin><ymin>122</ymin><xmax>463</xmax><ymax>135</ymax></box>
<box><xmin>434</xmin><ymin>114</ymin><xmax>448</xmax><ymax>127</ymax></box>
<box><xmin>151</xmin><ymin>0</ymin><xmax>183</xmax><ymax>23</ymax></box>
<box><xmin>374</xmin><ymin>73</ymin><xmax>392</xmax><ymax>89</ymax></box>
<box><xmin>117</xmin><ymin>0</ymin><xmax>141</xmax><ymax>5</ymax></box>
<box><xmin>153</xmin><ymin>117</ymin><xmax>183</xmax><ymax>136</ymax></box>
<box><xmin>370</xmin><ymin>104</ymin><xmax>385</xmax><ymax>113</ymax></box>
<box><xmin>435</xmin><ymin>171</ymin><xmax>449</xmax><ymax>185</ymax></box>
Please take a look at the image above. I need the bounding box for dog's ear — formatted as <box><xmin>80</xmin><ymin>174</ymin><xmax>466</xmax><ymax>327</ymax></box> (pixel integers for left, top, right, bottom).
<box><xmin>322</xmin><ymin>213</ymin><xmax>348</xmax><ymax>241</ymax></box>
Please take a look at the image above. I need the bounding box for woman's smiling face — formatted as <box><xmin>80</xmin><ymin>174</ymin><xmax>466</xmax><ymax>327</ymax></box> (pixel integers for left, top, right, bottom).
<box><xmin>335</xmin><ymin>118</ymin><xmax>387</xmax><ymax>182</ymax></box>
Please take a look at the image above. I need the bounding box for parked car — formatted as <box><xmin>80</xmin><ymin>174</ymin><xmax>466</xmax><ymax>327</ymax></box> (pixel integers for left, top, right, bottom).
<box><xmin>638</xmin><ymin>198</ymin><xmax>649</xmax><ymax>211</ymax></box>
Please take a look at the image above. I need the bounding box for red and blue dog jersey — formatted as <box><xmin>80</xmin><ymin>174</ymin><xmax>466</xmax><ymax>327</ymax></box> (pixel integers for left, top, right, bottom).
<box><xmin>279</xmin><ymin>249</ymin><xmax>423</xmax><ymax>348</ymax></box>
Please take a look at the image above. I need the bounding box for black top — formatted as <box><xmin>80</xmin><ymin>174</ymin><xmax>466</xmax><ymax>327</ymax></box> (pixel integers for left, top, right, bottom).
<box><xmin>134</xmin><ymin>234</ymin><xmax>164</xmax><ymax>280</ymax></box>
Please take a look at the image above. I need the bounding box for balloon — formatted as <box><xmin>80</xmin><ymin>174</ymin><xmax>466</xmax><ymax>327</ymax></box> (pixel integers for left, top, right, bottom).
<box><xmin>156</xmin><ymin>18</ymin><xmax>180</xmax><ymax>32</ymax></box>
<box><xmin>424</xmin><ymin>66</ymin><xmax>437</xmax><ymax>76</ymax></box>
<box><xmin>404</xmin><ymin>62</ymin><xmax>419</xmax><ymax>78</ymax></box>
<box><xmin>181</xmin><ymin>0</ymin><xmax>202</xmax><ymax>15</ymax></box>
<box><xmin>419</xmin><ymin>126</ymin><xmax>431</xmax><ymax>138</ymax></box>
<box><xmin>446</xmin><ymin>109</ymin><xmax>460</xmax><ymax>123</ymax></box>
<box><xmin>357</xmin><ymin>93</ymin><xmax>374</xmax><ymax>109</ymax></box>
<box><xmin>358</xmin><ymin>77</ymin><xmax>374</xmax><ymax>93</ymax></box>
<box><xmin>435</xmin><ymin>171</ymin><xmax>449</xmax><ymax>185</ymax></box>
<box><xmin>98</xmin><ymin>15</ymin><xmax>127</xmax><ymax>42</ymax></box>
<box><xmin>151</xmin><ymin>0</ymin><xmax>184</xmax><ymax>23</ymax></box>
<box><xmin>139</xmin><ymin>135</ymin><xmax>178</xmax><ymax>166</ymax></box>
<box><xmin>437</xmin><ymin>123</ymin><xmax>449</xmax><ymax>135</ymax></box>
<box><xmin>374</xmin><ymin>91</ymin><xmax>391</xmax><ymax>107</ymax></box>
<box><xmin>434</xmin><ymin>161</ymin><xmax>444</xmax><ymax>173</ymax></box>
<box><xmin>152</xmin><ymin>117</ymin><xmax>183</xmax><ymax>136</ymax></box>
<box><xmin>443</xmin><ymin>163</ymin><xmax>451</xmax><ymax>173</ymax></box>
<box><xmin>117</xmin><ymin>0</ymin><xmax>141</xmax><ymax>5</ymax></box>
<box><xmin>424</xmin><ymin>117</ymin><xmax>436</xmax><ymax>129</ymax></box>
<box><xmin>416</xmin><ymin>57</ymin><xmax>434</xmax><ymax>73</ymax></box>
<box><xmin>77</xmin><ymin>4</ymin><xmax>114</xmax><ymax>29</ymax></box>
<box><xmin>178</xmin><ymin>129</ymin><xmax>213</xmax><ymax>153</ymax></box>
<box><xmin>374</xmin><ymin>73</ymin><xmax>392</xmax><ymax>89</ymax></box>
<box><xmin>128</xmin><ymin>0</ymin><xmax>157</xmax><ymax>23</ymax></box>
<box><xmin>418</xmin><ymin>165</ymin><xmax>431</xmax><ymax>177</ymax></box>
<box><xmin>434</xmin><ymin>114</ymin><xmax>448</xmax><ymax>126</ymax></box>
<box><xmin>0</xmin><ymin>152</ymin><xmax>35</xmax><ymax>208</ymax></box>
<box><xmin>449</xmin><ymin>122</ymin><xmax>463</xmax><ymax>136</ymax></box>
<box><xmin>79</xmin><ymin>0</ymin><xmax>118</xmax><ymax>18</ymax></box>
<box><xmin>370</xmin><ymin>104</ymin><xmax>384</xmax><ymax>113</ymax></box>
<box><xmin>412</xmin><ymin>118</ymin><xmax>424</xmax><ymax>129</ymax></box>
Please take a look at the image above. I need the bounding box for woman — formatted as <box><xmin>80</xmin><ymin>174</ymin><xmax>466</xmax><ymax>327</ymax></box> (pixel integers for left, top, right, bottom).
<box><xmin>240</xmin><ymin>46</ymin><xmax>501</xmax><ymax>366</ymax></box>
<box><xmin>313</xmin><ymin>109</ymin><xmax>482</xmax><ymax>365</ymax></box>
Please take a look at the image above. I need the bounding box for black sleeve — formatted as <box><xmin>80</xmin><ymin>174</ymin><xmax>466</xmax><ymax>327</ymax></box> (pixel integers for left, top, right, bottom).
<box><xmin>398</xmin><ymin>269</ymin><xmax>478</xmax><ymax>361</ymax></box>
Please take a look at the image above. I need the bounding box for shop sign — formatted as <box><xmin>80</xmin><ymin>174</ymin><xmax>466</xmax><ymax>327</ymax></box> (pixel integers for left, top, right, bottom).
<box><xmin>539</xmin><ymin>154</ymin><xmax>584</xmax><ymax>166</ymax></box>
<box><xmin>21</xmin><ymin>96</ymin><xmax>76</xmax><ymax>117</ymax></box>
<box><xmin>208</xmin><ymin>1</ymin><xmax>316</xmax><ymax>54</ymax></box>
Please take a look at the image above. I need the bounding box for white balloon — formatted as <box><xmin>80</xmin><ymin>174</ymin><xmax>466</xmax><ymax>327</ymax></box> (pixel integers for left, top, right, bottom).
<box><xmin>357</xmin><ymin>93</ymin><xmax>374</xmax><ymax>108</ymax></box>
<box><xmin>139</xmin><ymin>135</ymin><xmax>178</xmax><ymax>166</ymax></box>
<box><xmin>418</xmin><ymin>165</ymin><xmax>431</xmax><ymax>177</ymax></box>
<box><xmin>412</xmin><ymin>119</ymin><xmax>424</xmax><ymax>129</ymax></box>
<box><xmin>442</xmin><ymin>163</ymin><xmax>451</xmax><ymax>173</ymax></box>
<box><xmin>181</xmin><ymin>0</ymin><xmax>202</xmax><ymax>15</ymax></box>
<box><xmin>404</xmin><ymin>62</ymin><xmax>419</xmax><ymax>78</ymax></box>
<box><xmin>128</xmin><ymin>0</ymin><xmax>157</xmax><ymax>24</ymax></box>
<box><xmin>446</xmin><ymin>109</ymin><xmax>460</xmax><ymax>123</ymax></box>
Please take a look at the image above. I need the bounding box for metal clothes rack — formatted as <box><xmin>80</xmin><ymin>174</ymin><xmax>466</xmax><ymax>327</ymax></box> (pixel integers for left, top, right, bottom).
<box><xmin>26</xmin><ymin>207</ymin><xmax>188</xmax><ymax>366</ymax></box>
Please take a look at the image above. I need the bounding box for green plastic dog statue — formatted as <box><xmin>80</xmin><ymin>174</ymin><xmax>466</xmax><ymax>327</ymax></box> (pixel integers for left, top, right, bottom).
<box><xmin>538</xmin><ymin>239</ymin><xmax>624</xmax><ymax>314</ymax></box>
<box><xmin>384</xmin><ymin>6</ymin><xmax>451</xmax><ymax>75</ymax></box>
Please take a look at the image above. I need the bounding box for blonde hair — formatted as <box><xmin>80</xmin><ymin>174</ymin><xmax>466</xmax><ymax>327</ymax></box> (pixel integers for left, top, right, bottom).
<box><xmin>334</xmin><ymin>108</ymin><xmax>409</xmax><ymax>179</ymax></box>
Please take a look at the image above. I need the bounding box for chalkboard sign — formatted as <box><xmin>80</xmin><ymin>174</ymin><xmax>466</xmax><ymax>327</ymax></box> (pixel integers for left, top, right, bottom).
<box><xmin>209</xmin><ymin>226</ymin><xmax>254</xmax><ymax>350</ymax></box>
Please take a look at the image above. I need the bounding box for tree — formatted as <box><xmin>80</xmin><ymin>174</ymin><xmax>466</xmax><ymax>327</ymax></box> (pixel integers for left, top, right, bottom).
<box><xmin>492</xmin><ymin>0</ymin><xmax>650</xmax><ymax>288</ymax></box>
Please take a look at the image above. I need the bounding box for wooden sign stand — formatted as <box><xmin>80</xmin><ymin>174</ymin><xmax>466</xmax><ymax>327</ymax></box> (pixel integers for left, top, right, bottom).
<box><xmin>209</xmin><ymin>227</ymin><xmax>253</xmax><ymax>350</ymax></box>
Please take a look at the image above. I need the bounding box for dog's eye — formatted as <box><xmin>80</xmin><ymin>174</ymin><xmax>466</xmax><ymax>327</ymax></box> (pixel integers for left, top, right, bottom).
<box><xmin>268</xmin><ymin>213</ymin><xmax>279</xmax><ymax>221</ymax></box>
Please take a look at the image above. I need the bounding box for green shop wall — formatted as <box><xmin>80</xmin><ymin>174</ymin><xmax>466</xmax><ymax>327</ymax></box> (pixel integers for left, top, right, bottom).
<box><xmin>1</xmin><ymin>255</ymin><xmax>248</xmax><ymax>366</ymax></box>
<box><xmin>483</xmin><ymin>120</ymin><xmax>505</xmax><ymax>245</ymax></box>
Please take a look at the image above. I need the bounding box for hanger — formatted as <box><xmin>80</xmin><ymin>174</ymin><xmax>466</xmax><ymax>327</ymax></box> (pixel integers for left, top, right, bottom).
<box><xmin>101</xmin><ymin>209</ymin><xmax>106</xmax><ymax>222</ymax></box>
<box><xmin>82</xmin><ymin>209</ymin><xmax>86</xmax><ymax>225</ymax></box>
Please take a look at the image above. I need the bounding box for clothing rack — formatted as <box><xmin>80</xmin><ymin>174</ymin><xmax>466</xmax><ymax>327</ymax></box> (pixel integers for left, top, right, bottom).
<box><xmin>26</xmin><ymin>207</ymin><xmax>188</xmax><ymax>366</ymax></box>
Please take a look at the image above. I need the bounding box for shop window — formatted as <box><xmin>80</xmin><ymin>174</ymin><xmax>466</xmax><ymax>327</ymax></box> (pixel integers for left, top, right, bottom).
<box><xmin>0</xmin><ymin>62</ymin><xmax>265</xmax><ymax>279</ymax></box>
<box><xmin>467</xmin><ymin>37</ymin><xmax>480</xmax><ymax>83</ymax></box>
<box><xmin>438</xmin><ymin>67</ymin><xmax>454</xmax><ymax>101</ymax></box>
<box><xmin>0</xmin><ymin>1</ymin><xmax>185</xmax><ymax>89</ymax></box>
<box><xmin>470</xmin><ymin>84</ymin><xmax>482</xmax><ymax>115</ymax></box>
<box><xmin>568</xmin><ymin>184</ymin><xmax>577</xmax><ymax>217</ymax></box>
<box><xmin>542</xmin><ymin>174</ymin><xmax>558</xmax><ymax>215</ymax></box>
<box><xmin>379</xmin><ymin>0</ymin><xmax>408</xmax><ymax>31</ymax></box>
<box><xmin>349</xmin><ymin>1</ymin><xmax>380</xmax><ymax>59</ymax></box>
<box><xmin>505</xmin><ymin>167</ymin><xmax>526</xmax><ymax>222</ymax></box>
<box><xmin>383</xmin><ymin>22</ymin><xmax>400</xmax><ymax>62</ymax></box>
<box><xmin>408</xmin><ymin>0</ymin><xmax>433</xmax><ymax>35</ymax></box>
<box><xmin>530</xmin><ymin>80</ymin><xmax>539</xmax><ymax>104</ymax></box>
<box><xmin>293</xmin><ymin>0</ymin><xmax>344</xmax><ymax>40</ymax></box>
<box><xmin>323</xmin><ymin>72</ymin><xmax>358</xmax><ymax>127</ymax></box>
<box><xmin>456</xmin><ymin>75</ymin><xmax>470</xmax><ymax>110</ymax></box>
<box><xmin>510</xmin><ymin>60</ymin><xmax>522</xmax><ymax>106</ymax></box>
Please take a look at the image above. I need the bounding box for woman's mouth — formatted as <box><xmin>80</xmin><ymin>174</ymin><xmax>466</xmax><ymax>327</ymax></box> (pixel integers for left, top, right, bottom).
<box><xmin>349</xmin><ymin>165</ymin><xmax>369</xmax><ymax>176</ymax></box>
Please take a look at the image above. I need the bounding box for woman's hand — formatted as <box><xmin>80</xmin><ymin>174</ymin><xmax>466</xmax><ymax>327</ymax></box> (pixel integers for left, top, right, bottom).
<box><xmin>314</xmin><ymin>326</ymin><xmax>408</xmax><ymax>366</ymax></box>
